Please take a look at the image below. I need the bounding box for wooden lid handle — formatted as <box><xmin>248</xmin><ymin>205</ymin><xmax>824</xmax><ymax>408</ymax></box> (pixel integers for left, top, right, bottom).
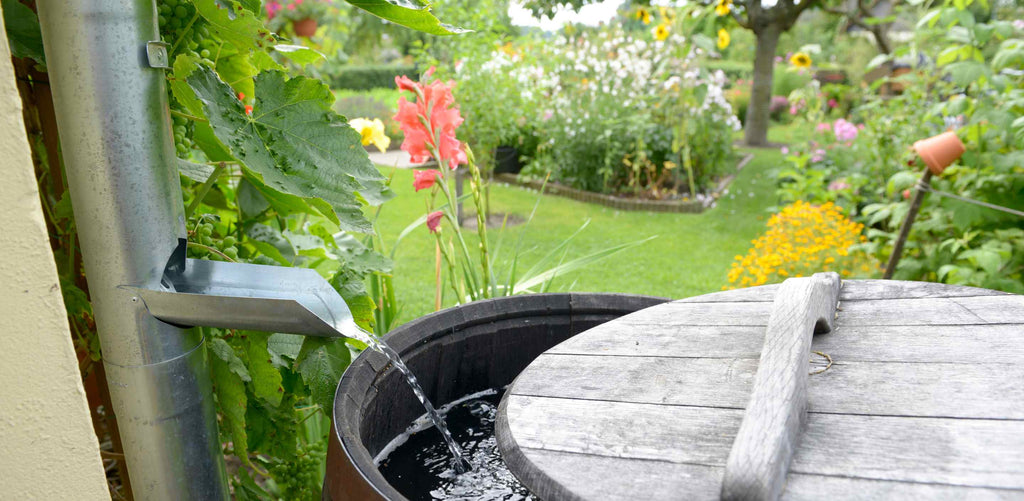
<box><xmin>721</xmin><ymin>272</ymin><xmax>841</xmax><ymax>501</ymax></box>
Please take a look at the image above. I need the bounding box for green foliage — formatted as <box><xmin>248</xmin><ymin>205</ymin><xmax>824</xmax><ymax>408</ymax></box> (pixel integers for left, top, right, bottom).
<box><xmin>3</xmin><ymin>0</ymin><xmax>459</xmax><ymax>498</ymax></box>
<box><xmin>183</xmin><ymin>64</ymin><xmax>392</xmax><ymax>232</ymax></box>
<box><xmin>703</xmin><ymin>59</ymin><xmax>753</xmax><ymax>81</ymax></box>
<box><xmin>772</xmin><ymin>66</ymin><xmax>814</xmax><ymax>97</ymax></box>
<box><xmin>2</xmin><ymin>0</ymin><xmax>45</xmax><ymax>65</ymax></box>
<box><xmin>431</xmin><ymin>25</ymin><xmax>741</xmax><ymax>197</ymax></box>
<box><xmin>330</xmin><ymin>63</ymin><xmax>418</xmax><ymax>89</ymax></box>
<box><xmin>774</xmin><ymin>0</ymin><xmax>1024</xmax><ymax>293</ymax></box>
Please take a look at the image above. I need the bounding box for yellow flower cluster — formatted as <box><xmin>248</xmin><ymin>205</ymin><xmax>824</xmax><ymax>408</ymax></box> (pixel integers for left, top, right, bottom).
<box><xmin>725</xmin><ymin>201</ymin><xmax>877</xmax><ymax>289</ymax></box>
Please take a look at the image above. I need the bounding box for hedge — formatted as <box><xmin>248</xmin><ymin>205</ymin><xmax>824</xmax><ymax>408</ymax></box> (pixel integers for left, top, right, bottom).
<box><xmin>330</xmin><ymin>64</ymin><xmax>419</xmax><ymax>91</ymax></box>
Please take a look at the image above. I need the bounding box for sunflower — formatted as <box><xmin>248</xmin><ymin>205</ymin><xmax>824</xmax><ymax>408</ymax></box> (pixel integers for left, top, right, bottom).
<box><xmin>715</xmin><ymin>0</ymin><xmax>732</xmax><ymax>16</ymax></box>
<box><xmin>635</xmin><ymin>7</ymin><xmax>651</xmax><ymax>24</ymax></box>
<box><xmin>654</xmin><ymin>23</ymin><xmax>670</xmax><ymax>41</ymax></box>
<box><xmin>717</xmin><ymin>29</ymin><xmax>731</xmax><ymax>50</ymax></box>
<box><xmin>790</xmin><ymin>52</ymin><xmax>812</xmax><ymax>68</ymax></box>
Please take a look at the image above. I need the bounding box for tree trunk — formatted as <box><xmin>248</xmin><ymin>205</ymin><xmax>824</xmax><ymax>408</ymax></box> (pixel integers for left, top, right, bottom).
<box><xmin>743</xmin><ymin>25</ymin><xmax>782</xmax><ymax>147</ymax></box>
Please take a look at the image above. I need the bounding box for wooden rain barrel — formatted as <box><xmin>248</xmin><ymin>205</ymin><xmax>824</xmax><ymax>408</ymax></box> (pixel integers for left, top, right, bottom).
<box><xmin>324</xmin><ymin>293</ymin><xmax>668</xmax><ymax>501</ymax></box>
<box><xmin>497</xmin><ymin>275</ymin><xmax>1024</xmax><ymax>500</ymax></box>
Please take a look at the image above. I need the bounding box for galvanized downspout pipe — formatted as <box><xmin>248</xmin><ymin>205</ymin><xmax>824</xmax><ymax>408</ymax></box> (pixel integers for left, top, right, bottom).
<box><xmin>36</xmin><ymin>1</ymin><xmax>229</xmax><ymax>498</ymax></box>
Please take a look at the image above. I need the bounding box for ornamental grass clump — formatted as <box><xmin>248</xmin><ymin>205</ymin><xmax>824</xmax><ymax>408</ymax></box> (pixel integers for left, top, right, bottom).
<box><xmin>726</xmin><ymin>201</ymin><xmax>876</xmax><ymax>288</ymax></box>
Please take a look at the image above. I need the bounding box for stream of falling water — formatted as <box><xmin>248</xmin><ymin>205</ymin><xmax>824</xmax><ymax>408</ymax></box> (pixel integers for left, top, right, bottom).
<box><xmin>355</xmin><ymin>328</ymin><xmax>470</xmax><ymax>474</ymax></box>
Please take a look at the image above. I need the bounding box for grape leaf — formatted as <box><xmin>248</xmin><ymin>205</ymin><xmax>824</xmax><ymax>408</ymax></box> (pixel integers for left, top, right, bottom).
<box><xmin>245</xmin><ymin>332</ymin><xmax>284</xmax><ymax>407</ymax></box>
<box><xmin>2</xmin><ymin>0</ymin><xmax>45</xmax><ymax>65</ymax></box>
<box><xmin>235</xmin><ymin>0</ymin><xmax>264</xmax><ymax>15</ymax></box>
<box><xmin>273</xmin><ymin>44</ymin><xmax>326</xmax><ymax>65</ymax></box>
<box><xmin>194</xmin><ymin>0</ymin><xmax>272</xmax><ymax>53</ymax></box>
<box><xmin>331</xmin><ymin>268</ymin><xmax>377</xmax><ymax>330</ymax></box>
<box><xmin>344</xmin><ymin>0</ymin><xmax>469</xmax><ymax>36</ymax></box>
<box><xmin>187</xmin><ymin>66</ymin><xmax>393</xmax><ymax>232</ymax></box>
<box><xmin>267</xmin><ymin>333</ymin><xmax>304</xmax><ymax>365</ymax></box>
<box><xmin>210</xmin><ymin>343</ymin><xmax>250</xmax><ymax>464</ymax></box>
<box><xmin>171</xmin><ymin>56</ymin><xmax>235</xmax><ymax>162</ymax></box>
<box><xmin>208</xmin><ymin>337</ymin><xmax>251</xmax><ymax>382</ymax></box>
<box><xmin>295</xmin><ymin>338</ymin><xmax>351</xmax><ymax>412</ymax></box>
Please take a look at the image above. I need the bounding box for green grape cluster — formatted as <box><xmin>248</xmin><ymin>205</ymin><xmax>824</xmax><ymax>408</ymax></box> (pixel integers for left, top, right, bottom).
<box><xmin>188</xmin><ymin>220</ymin><xmax>240</xmax><ymax>261</ymax></box>
<box><xmin>157</xmin><ymin>0</ymin><xmax>219</xmax><ymax>158</ymax></box>
<box><xmin>269</xmin><ymin>441</ymin><xmax>326</xmax><ymax>501</ymax></box>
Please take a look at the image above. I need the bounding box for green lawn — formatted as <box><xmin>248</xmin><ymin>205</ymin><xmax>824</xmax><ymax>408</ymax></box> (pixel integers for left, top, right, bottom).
<box><xmin>371</xmin><ymin>140</ymin><xmax>796</xmax><ymax>326</ymax></box>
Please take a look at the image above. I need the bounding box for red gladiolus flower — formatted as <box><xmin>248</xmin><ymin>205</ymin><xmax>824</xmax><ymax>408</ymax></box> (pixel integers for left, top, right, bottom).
<box><xmin>413</xmin><ymin>170</ymin><xmax>440</xmax><ymax>192</ymax></box>
<box><xmin>426</xmin><ymin>211</ymin><xmax>444</xmax><ymax>233</ymax></box>
<box><xmin>393</xmin><ymin>69</ymin><xmax>468</xmax><ymax>170</ymax></box>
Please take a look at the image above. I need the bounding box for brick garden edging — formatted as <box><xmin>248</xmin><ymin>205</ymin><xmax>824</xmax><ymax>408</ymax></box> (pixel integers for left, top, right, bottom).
<box><xmin>492</xmin><ymin>153</ymin><xmax>754</xmax><ymax>214</ymax></box>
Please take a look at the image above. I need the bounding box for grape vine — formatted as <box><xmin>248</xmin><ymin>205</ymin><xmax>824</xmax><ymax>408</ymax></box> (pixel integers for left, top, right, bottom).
<box><xmin>9</xmin><ymin>0</ymin><xmax>462</xmax><ymax>497</ymax></box>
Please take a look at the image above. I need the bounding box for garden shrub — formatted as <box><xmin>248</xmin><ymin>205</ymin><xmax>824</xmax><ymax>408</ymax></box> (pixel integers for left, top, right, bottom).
<box><xmin>726</xmin><ymin>201</ymin><xmax>877</xmax><ymax>288</ymax></box>
<box><xmin>772</xmin><ymin>66</ymin><xmax>814</xmax><ymax>97</ymax></box>
<box><xmin>727</xmin><ymin>86</ymin><xmax>751</xmax><ymax>126</ymax></box>
<box><xmin>446</xmin><ymin>27</ymin><xmax>741</xmax><ymax>197</ymax></box>
<box><xmin>703</xmin><ymin>59</ymin><xmax>753</xmax><ymax>81</ymax></box>
<box><xmin>773</xmin><ymin>4</ymin><xmax>1024</xmax><ymax>293</ymax></box>
<box><xmin>331</xmin><ymin>63</ymin><xmax>418</xmax><ymax>90</ymax></box>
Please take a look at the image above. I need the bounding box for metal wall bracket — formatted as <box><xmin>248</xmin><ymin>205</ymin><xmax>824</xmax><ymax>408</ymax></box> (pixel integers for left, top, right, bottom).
<box><xmin>146</xmin><ymin>41</ymin><xmax>170</xmax><ymax>69</ymax></box>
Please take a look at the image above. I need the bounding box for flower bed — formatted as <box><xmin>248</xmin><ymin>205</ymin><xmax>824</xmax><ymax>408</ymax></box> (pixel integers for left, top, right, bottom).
<box><xmin>435</xmin><ymin>26</ymin><xmax>741</xmax><ymax>200</ymax></box>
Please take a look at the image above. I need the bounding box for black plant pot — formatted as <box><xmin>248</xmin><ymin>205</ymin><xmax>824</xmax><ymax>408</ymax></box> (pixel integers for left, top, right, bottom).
<box><xmin>323</xmin><ymin>293</ymin><xmax>668</xmax><ymax>500</ymax></box>
<box><xmin>493</xmin><ymin>146</ymin><xmax>522</xmax><ymax>175</ymax></box>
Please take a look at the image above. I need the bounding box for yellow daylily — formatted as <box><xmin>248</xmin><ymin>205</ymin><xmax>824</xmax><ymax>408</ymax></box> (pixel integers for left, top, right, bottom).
<box><xmin>350</xmin><ymin>117</ymin><xmax>391</xmax><ymax>153</ymax></box>
<box><xmin>636</xmin><ymin>7</ymin><xmax>651</xmax><ymax>25</ymax></box>
<box><xmin>790</xmin><ymin>52</ymin><xmax>812</xmax><ymax>68</ymax></box>
<box><xmin>717</xmin><ymin>29</ymin><xmax>731</xmax><ymax>49</ymax></box>
<box><xmin>655</xmin><ymin>23</ymin><xmax>670</xmax><ymax>41</ymax></box>
<box><xmin>715</xmin><ymin>0</ymin><xmax>732</xmax><ymax>16</ymax></box>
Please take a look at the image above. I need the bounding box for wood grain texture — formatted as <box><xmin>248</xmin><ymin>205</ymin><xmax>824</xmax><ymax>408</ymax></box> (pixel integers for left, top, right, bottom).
<box><xmin>678</xmin><ymin>280</ymin><xmax>1009</xmax><ymax>304</ymax></box>
<box><xmin>497</xmin><ymin>280</ymin><xmax>1024</xmax><ymax>500</ymax></box>
<box><xmin>545</xmin><ymin>323</ymin><xmax>1024</xmax><ymax>364</ymax></box>
<box><xmin>722</xmin><ymin>273</ymin><xmax>841</xmax><ymax>501</ymax></box>
<box><xmin>504</xmin><ymin>396</ymin><xmax>1024</xmax><ymax>489</ymax></box>
<box><xmin>511</xmin><ymin>354</ymin><xmax>1024</xmax><ymax>419</ymax></box>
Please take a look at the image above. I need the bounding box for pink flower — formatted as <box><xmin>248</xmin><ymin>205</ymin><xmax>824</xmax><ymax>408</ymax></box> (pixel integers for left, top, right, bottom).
<box><xmin>828</xmin><ymin>179</ymin><xmax>850</xmax><ymax>191</ymax></box>
<box><xmin>286</xmin><ymin>3</ymin><xmax>295</xmax><ymax>10</ymax></box>
<box><xmin>393</xmin><ymin>70</ymin><xmax>467</xmax><ymax>170</ymax></box>
<box><xmin>780</xmin><ymin>146</ymin><xmax>789</xmax><ymax>155</ymax></box>
<box><xmin>426</xmin><ymin>211</ymin><xmax>444</xmax><ymax>233</ymax></box>
<box><xmin>789</xmin><ymin>106</ymin><xmax>798</xmax><ymax>115</ymax></box>
<box><xmin>827</xmin><ymin>98</ymin><xmax>838</xmax><ymax>108</ymax></box>
<box><xmin>413</xmin><ymin>170</ymin><xmax>440</xmax><ymax>192</ymax></box>
<box><xmin>815</xmin><ymin>122</ymin><xmax>831</xmax><ymax>134</ymax></box>
<box><xmin>811</xmin><ymin>149</ymin><xmax>826</xmax><ymax>162</ymax></box>
<box><xmin>833</xmin><ymin>118</ymin><xmax>858</xmax><ymax>142</ymax></box>
<box><xmin>265</xmin><ymin>0</ymin><xmax>281</xmax><ymax>18</ymax></box>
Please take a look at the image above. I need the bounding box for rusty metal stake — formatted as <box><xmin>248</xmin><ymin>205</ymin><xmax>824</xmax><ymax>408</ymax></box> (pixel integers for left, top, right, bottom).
<box><xmin>883</xmin><ymin>166</ymin><xmax>933</xmax><ymax>279</ymax></box>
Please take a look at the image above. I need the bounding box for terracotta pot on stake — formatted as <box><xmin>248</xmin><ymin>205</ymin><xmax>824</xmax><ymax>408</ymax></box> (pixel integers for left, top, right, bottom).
<box><xmin>293</xmin><ymin>18</ymin><xmax>318</xmax><ymax>37</ymax></box>
<box><xmin>883</xmin><ymin>131</ymin><xmax>966</xmax><ymax>279</ymax></box>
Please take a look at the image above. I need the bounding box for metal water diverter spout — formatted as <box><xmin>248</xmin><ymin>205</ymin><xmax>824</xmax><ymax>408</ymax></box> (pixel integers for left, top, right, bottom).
<box><xmin>36</xmin><ymin>1</ymin><xmax>361</xmax><ymax>499</ymax></box>
<box><xmin>131</xmin><ymin>239</ymin><xmax>363</xmax><ymax>337</ymax></box>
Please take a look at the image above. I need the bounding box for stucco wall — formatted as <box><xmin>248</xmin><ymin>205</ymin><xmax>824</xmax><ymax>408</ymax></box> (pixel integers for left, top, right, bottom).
<box><xmin>0</xmin><ymin>8</ymin><xmax>110</xmax><ymax>501</ymax></box>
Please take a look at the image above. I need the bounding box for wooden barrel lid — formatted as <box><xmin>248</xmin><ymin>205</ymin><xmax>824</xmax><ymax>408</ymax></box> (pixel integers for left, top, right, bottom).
<box><xmin>497</xmin><ymin>278</ymin><xmax>1024</xmax><ymax>500</ymax></box>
